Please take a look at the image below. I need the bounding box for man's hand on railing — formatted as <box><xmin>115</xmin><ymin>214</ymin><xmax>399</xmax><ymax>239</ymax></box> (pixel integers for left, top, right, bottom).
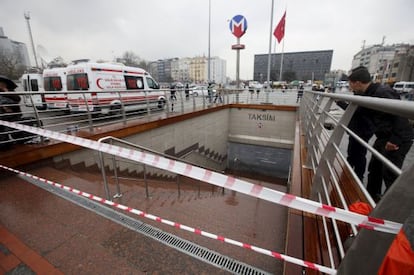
<box><xmin>385</xmin><ymin>141</ymin><xmax>399</xmax><ymax>151</ymax></box>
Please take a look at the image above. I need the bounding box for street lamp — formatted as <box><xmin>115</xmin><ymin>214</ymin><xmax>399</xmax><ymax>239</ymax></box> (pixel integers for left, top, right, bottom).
<box><xmin>208</xmin><ymin>0</ymin><xmax>211</xmax><ymax>84</ymax></box>
<box><xmin>24</xmin><ymin>11</ymin><xmax>39</xmax><ymax>68</ymax></box>
<box><xmin>266</xmin><ymin>0</ymin><xmax>274</xmax><ymax>87</ymax></box>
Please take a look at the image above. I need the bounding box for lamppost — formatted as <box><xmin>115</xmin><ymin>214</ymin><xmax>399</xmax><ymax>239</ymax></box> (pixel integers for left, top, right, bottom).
<box><xmin>24</xmin><ymin>11</ymin><xmax>39</xmax><ymax>68</ymax></box>
<box><xmin>208</xmin><ymin>0</ymin><xmax>211</xmax><ymax>84</ymax></box>
<box><xmin>266</xmin><ymin>0</ymin><xmax>275</xmax><ymax>88</ymax></box>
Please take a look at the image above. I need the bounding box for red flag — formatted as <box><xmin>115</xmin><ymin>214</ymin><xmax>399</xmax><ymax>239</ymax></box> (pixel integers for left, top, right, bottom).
<box><xmin>273</xmin><ymin>11</ymin><xmax>286</xmax><ymax>43</ymax></box>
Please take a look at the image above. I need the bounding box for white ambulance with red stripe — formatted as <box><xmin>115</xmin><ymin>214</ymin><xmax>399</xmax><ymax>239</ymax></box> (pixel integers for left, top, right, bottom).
<box><xmin>21</xmin><ymin>72</ymin><xmax>46</xmax><ymax>110</ymax></box>
<box><xmin>66</xmin><ymin>61</ymin><xmax>165</xmax><ymax>114</ymax></box>
<box><xmin>43</xmin><ymin>67</ymin><xmax>68</xmax><ymax>110</ymax></box>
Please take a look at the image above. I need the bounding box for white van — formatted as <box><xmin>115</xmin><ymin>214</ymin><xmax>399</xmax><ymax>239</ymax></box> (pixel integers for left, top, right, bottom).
<box><xmin>43</xmin><ymin>67</ymin><xmax>68</xmax><ymax>110</ymax></box>
<box><xmin>66</xmin><ymin>61</ymin><xmax>165</xmax><ymax>114</ymax></box>
<box><xmin>393</xmin><ymin>82</ymin><xmax>414</xmax><ymax>94</ymax></box>
<box><xmin>21</xmin><ymin>73</ymin><xmax>46</xmax><ymax>110</ymax></box>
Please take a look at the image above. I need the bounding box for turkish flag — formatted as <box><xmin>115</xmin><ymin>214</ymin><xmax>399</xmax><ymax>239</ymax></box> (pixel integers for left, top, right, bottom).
<box><xmin>273</xmin><ymin>11</ymin><xmax>286</xmax><ymax>43</ymax></box>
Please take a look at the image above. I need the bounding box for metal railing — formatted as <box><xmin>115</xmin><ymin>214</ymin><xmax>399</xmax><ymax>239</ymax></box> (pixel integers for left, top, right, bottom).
<box><xmin>0</xmin><ymin>87</ymin><xmax>300</xmax><ymax>148</ymax></box>
<box><xmin>3</xmin><ymin>86</ymin><xmax>414</xmax><ymax>273</ymax></box>
<box><xmin>299</xmin><ymin>90</ymin><xmax>414</xmax><ymax>267</ymax></box>
<box><xmin>97</xmin><ymin>136</ymin><xmax>226</xmax><ymax>201</ymax></box>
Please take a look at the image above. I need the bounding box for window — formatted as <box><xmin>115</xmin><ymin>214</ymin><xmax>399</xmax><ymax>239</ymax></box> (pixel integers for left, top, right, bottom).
<box><xmin>67</xmin><ymin>74</ymin><xmax>89</xmax><ymax>90</ymax></box>
<box><xmin>44</xmin><ymin>77</ymin><xmax>63</xmax><ymax>91</ymax></box>
<box><xmin>23</xmin><ymin>80</ymin><xmax>28</xmax><ymax>91</ymax></box>
<box><xmin>146</xmin><ymin>77</ymin><xmax>159</xmax><ymax>89</ymax></box>
<box><xmin>125</xmin><ymin>76</ymin><xmax>144</xmax><ymax>90</ymax></box>
<box><xmin>30</xmin><ymin>79</ymin><xmax>39</xmax><ymax>91</ymax></box>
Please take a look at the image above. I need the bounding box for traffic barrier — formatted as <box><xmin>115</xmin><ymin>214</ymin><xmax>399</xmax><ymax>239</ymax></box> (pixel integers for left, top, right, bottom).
<box><xmin>0</xmin><ymin>120</ymin><xmax>402</xmax><ymax>234</ymax></box>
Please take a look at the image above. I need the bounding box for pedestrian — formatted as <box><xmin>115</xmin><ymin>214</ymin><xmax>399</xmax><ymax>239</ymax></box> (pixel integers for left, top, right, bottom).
<box><xmin>0</xmin><ymin>75</ymin><xmax>22</xmax><ymax>150</ymax></box>
<box><xmin>296</xmin><ymin>84</ymin><xmax>304</xmax><ymax>103</ymax></box>
<box><xmin>281</xmin><ymin>84</ymin><xmax>286</xmax><ymax>93</ymax></box>
<box><xmin>213</xmin><ymin>84</ymin><xmax>223</xmax><ymax>103</ymax></box>
<box><xmin>169</xmin><ymin>83</ymin><xmax>177</xmax><ymax>101</ymax></box>
<box><xmin>249</xmin><ymin>85</ymin><xmax>254</xmax><ymax>98</ymax></box>
<box><xmin>0</xmin><ymin>75</ymin><xmax>21</xmax><ymax>119</ymax></box>
<box><xmin>185</xmin><ymin>83</ymin><xmax>190</xmax><ymax>100</ymax></box>
<box><xmin>347</xmin><ymin>66</ymin><xmax>413</xmax><ymax>202</ymax></box>
<box><xmin>256</xmin><ymin>86</ymin><xmax>260</xmax><ymax>98</ymax></box>
<box><xmin>335</xmin><ymin>99</ymin><xmax>374</xmax><ymax>182</ymax></box>
<box><xmin>207</xmin><ymin>82</ymin><xmax>213</xmax><ymax>103</ymax></box>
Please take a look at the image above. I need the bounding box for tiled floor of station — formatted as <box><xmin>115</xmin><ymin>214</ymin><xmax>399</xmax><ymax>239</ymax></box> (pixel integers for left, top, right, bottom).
<box><xmin>0</xmin><ymin>106</ymin><xmax>289</xmax><ymax>274</ymax></box>
<box><xmin>0</xmin><ymin>224</ymin><xmax>62</xmax><ymax>275</ymax></box>
<box><xmin>0</xmin><ymin>163</ymin><xmax>287</xmax><ymax>274</ymax></box>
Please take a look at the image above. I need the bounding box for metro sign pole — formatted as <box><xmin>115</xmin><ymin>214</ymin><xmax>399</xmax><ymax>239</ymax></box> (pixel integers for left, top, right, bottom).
<box><xmin>229</xmin><ymin>15</ymin><xmax>247</xmax><ymax>98</ymax></box>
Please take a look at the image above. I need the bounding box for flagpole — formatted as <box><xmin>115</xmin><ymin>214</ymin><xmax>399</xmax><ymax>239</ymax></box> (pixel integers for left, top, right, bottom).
<box><xmin>266</xmin><ymin>0</ymin><xmax>274</xmax><ymax>89</ymax></box>
<box><xmin>279</xmin><ymin>38</ymin><xmax>285</xmax><ymax>81</ymax></box>
<box><xmin>273</xmin><ymin>10</ymin><xmax>286</xmax><ymax>82</ymax></box>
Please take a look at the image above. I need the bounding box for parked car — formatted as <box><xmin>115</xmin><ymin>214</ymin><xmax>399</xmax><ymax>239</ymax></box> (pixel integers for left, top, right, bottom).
<box><xmin>190</xmin><ymin>86</ymin><xmax>216</xmax><ymax>97</ymax></box>
<box><xmin>393</xmin><ymin>81</ymin><xmax>414</xmax><ymax>95</ymax></box>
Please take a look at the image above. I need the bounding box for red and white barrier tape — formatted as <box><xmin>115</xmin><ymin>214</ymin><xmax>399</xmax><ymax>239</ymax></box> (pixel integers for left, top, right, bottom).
<box><xmin>0</xmin><ymin>164</ymin><xmax>337</xmax><ymax>274</ymax></box>
<box><xmin>0</xmin><ymin>120</ymin><xmax>402</xmax><ymax>234</ymax></box>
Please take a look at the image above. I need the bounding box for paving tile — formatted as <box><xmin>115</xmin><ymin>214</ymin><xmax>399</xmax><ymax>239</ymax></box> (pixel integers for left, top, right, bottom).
<box><xmin>0</xmin><ymin>244</ymin><xmax>10</xmax><ymax>256</ymax></box>
<box><xmin>1</xmin><ymin>239</ymin><xmax>27</xmax><ymax>261</ymax></box>
<box><xmin>46</xmin><ymin>233</ymin><xmax>139</xmax><ymax>275</ymax></box>
<box><xmin>18</xmin><ymin>249</ymin><xmax>41</xmax><ymax>270</ymax></box>
<box><xmin>5</xmin><ymin>263</ymin><xmax>35</xmax><ymax>275</ymax></box>
<box><xmin>0</xmin><ymin>253</ymin><xmax>20</xmax><ymax>272</ymax></box>
<box><xmin>27</xmin><ymin>256</ymin><xmax>63</xmax><ymax>274</ymax></box>
<box><xmin>1</xmin><ymin>164</ymin><xmax>287</xmax><ymax>274</ymax></box>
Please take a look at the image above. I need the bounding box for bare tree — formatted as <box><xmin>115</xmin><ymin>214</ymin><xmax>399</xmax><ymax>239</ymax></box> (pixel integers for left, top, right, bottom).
<box><xmin>117</xmin><ymin>51</ymin><xmax>139</xmax><ymax>67</ymax></box>
<box><xmin>0</xmin><ymin>48</ymin><xmax>26</xmax><ymax>80</ymax></box>
<box><xmin>116</xmin><ymin>51</ymin><xmax>148</xmax><ymax>70</ymax></box>
<box><xmin>47</xmin><ymin>56</ymin><xmax>67</xmax><ymax>68</ymax></box>
<box><xmin>138</xmin><ymin>60</ymin><xmax>148</xmax><ymax>71</ymax></box>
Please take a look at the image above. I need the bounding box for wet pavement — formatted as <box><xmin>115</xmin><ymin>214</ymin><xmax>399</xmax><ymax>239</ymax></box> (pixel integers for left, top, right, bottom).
<box><xmin>0</xmin><ymin>163</ymin><xmax>288</xmax><ymax>274</ymax></box>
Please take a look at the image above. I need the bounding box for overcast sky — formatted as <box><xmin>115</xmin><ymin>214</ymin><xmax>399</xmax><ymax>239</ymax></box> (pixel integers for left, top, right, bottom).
<box><xmin>1</xmin><ymin>0</ymin><xmax>413</xmax><ymax>80</ymax></box>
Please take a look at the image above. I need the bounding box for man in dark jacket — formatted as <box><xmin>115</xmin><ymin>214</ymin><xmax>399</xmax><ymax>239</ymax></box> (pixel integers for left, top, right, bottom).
<box><xmin>0</xmin><ymin>75</ymin><xmax>22</xmax><ymax>121</ymax></box>
<box><xmin>0</xmin><ymin>75</ymin><xmax>22</xmax><ymax>149</ymax></box>
<box><xmin>348</xmin><ymin>66</ymin><xmax>413</xmax><ymax>202</ymax></box>
<box><xmin>336</xmin><ymin>99</ymin><xmax>374</xmax><ymax>182</ymax></box>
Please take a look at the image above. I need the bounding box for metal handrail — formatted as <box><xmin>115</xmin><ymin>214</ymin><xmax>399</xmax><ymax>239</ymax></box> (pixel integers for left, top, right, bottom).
<box><xmin>97</xmin><ymin>135</ymin><xmax>226</xmax><ymax>200</ymax></box>
<box><xmin>3</xmin><ymin>86</ymin><xmax>412</xmax><ymax>271</ymax></box>
<box><xmin>0</xmin><ymin>88</ymin><xmax>298</xmax><ymax>141</ymax></box>
<box><xmin>300</xmin><ymin>90</ymin><xmax>414</xmax><ymax>264</ymax></box>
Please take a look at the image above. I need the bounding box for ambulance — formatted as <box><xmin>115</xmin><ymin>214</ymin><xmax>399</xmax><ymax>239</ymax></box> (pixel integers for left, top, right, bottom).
<box><xmin>66</xmin><ymin>61</ymin><xmax>165</xmax><ymax>114</ymax></box>
<box><xmin>43</xmin><ymin>67</ymin><xmax>68</xmax><ymax>110</ymax></box>
<box><xmin>21</xmin><ymin>73</ymin><xmax>47</xmax><ymax>110</ymax></box>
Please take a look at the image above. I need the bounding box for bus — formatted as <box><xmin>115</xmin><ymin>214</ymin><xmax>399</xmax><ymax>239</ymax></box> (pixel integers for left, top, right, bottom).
<box><xmin>43</xmin><ymin>67</ymin><xmax>68</xmax><ymax>110</ymax></box>
<box><xmin>66</xmin><ymin>61</ymin><xmax>165</xmax><ymax>115</ymax></box>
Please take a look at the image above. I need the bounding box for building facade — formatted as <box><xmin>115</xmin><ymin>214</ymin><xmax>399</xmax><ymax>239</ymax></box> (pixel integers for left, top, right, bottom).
<box><xmin>0</xmin><ymin>27</ymin><xmax>31</xmax><ymax>78</ymax></box>
<box><xmin>351</xmin><ymin>43</ymin><xmax>414</xmax><ymax>83</ymax></box>
<box><xmin>189</xmin><ymin>56</ymin><xmax>207</xmax><ymax>84</ymax></box>
<box><xmin>171</xmin><ymin>57</ymin><xmax>191</xmax><ymax>83</ymax></box>
<box><xmin>210</xmin><ymin>57</ymin><xmax>227</xmax><ymax>85</ymax></box>
<box><xmin>253</xmin><ymin>50</ymin><xmax>333</xmax><ymax>82</ymax></box>
<box><xmin>150</xmin><ymin>56</ymin><xmax>227</xmax><ymax>85</ymax></box>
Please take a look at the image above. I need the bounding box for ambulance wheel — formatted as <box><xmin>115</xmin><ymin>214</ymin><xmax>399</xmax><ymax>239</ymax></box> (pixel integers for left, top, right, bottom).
<box><xmin>158</xmin><ymin>99</ymin><xmax>166</xmax><ymax>109</ymax></box>
<box><xmin>36</xmin><ymin>103</ymin><xmax>47</xmax><ymax>110</ymax></box>
<box><xmin>110</xmin><ymin>104</ymin><xmax>122</xmax><ymax>117</ymax></box>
